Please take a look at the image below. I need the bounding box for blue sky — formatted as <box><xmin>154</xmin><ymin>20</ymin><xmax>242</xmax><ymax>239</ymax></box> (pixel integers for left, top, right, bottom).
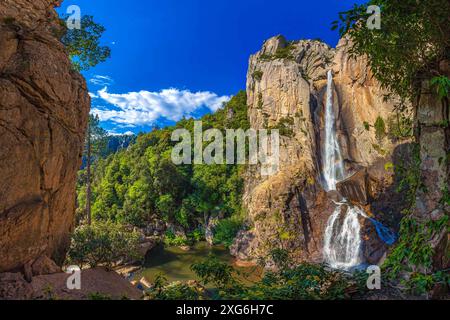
<box><xmin>57</xmin><ymin>0</ymin><xmax>363</xmax><ymax>134</ymax></box>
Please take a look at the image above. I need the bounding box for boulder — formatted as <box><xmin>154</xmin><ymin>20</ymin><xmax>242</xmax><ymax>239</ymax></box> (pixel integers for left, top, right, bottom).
<box><xmin>336</xmin><ymin>169</ymin><xmax>372</xmax><ymax>206</ymax></box>
<box><xmin>230</xmin><ymin>229</ymin><xmax>257</xmax><ymax>262</ymax></box>
<box><xmin>31</xmin><ymin>256</ymin><xmax>62</xmax><ymax>276</ymax></box>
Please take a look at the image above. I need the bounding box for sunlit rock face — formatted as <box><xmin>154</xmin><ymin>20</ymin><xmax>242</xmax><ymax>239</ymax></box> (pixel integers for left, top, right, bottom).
<box><xmin>233</xmin><ymin>35</ymin><xmax>409</xmax><ymax>267</ymax></box>
<box><xmin>0</xmin><ymin>0</ymin><xmax>90</xmax><ymax>272</ymax></box>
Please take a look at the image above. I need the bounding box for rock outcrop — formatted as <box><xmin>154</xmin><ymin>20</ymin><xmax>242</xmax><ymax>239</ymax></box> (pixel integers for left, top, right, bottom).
<box><xmin>234</xmin><ymin>35</ymin><xmax>410</xmax><ymax>266</ymax></box>
<box><xmin>0</xmin><ymin>268</ymin><xmax>143</xmax><ymax>300</ymax></box>
<box><xmin>0</xmin><ymin>0</ymin><xmax>90</xmax><ymax>272</ymax></box>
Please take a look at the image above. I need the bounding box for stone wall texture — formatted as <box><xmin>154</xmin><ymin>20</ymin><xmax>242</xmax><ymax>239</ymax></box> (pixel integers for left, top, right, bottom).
<box><xmin>0</xmin><ymin>0</ymin><xmax>90</xmax><ymax>272</ymax></box>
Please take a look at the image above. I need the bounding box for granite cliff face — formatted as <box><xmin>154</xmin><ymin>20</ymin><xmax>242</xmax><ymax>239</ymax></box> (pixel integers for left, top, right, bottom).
<box><xmin>232</xmin><ymin>35</ymin><xmax>410</xmax><ymax>266</ymax></box>
<box><xmin>0</xmin><ymin>0</ymin><xmax>90</xmax><ymax>272</ymax></box>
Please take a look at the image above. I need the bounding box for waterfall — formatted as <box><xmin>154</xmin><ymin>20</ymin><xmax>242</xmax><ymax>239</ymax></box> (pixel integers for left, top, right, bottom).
<box><xmin>322</xmin><ymin>70</ymin><xmax>361</xmax><ymax>270</ymax></box>
<box><xmin>323</xmin><ymin>204</ymin><xmax>362</xmax><ymax>270</ymax></box>
<box><xmin>321</xmin><ymin>71</ymin><xmax>396</xmax><ymax>270</ymax></box>
<box><xmin>322</xmin><ymin>70</ymin><xmax>345</xmax><ymax>191</ymax></box>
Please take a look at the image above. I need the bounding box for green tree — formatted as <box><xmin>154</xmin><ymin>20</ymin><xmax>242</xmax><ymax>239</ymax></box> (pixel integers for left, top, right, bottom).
<box><xmin>66</xmin><ymin>221</ymin><xmax>142</xmax><ymax>269</ymax></box>
<box><xmin>85</xmin><ymin>114</ymin><xmax>108</xmax><ymax>225</ymax></box>
<box><xmin>61</xmin><ymin>15</ymin><xmax>111</xmax><ymax>71</ymax></box>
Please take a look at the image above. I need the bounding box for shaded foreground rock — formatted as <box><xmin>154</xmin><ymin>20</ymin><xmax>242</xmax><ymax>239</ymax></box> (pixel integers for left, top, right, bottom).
<box><xmin>0</xmin><ymin>0</ymin><xmax>90</xmax><ymax>272</ymax></box>
<box><xmin>0</xmin><ymin>268</ymin><xmax>143</xmax><ymax>300</ymax></box>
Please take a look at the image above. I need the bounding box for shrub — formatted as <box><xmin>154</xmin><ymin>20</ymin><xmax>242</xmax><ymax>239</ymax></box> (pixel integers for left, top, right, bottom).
<box><xmin>259</xmin><ymin>43</ymin><xmax>295</xmax><ymax>61</ymax></box>
<box><xmin>145</xmin><ymin>274</ymin><xmax>205</xmax><ymax>300</ymax></box>
<box><xmin>387</xmin><ymin>114</ymin><xmax>413</xmax><ymax>139</ymax></box>
<box><xmin>213</xmin><ymin>218</ymin><xmax>243</xmax><ymax>248</ymax></box>
<box><xmin>257</xmin><ymin>93</ymin><xmax>264</xmax><ymax>109</ymax></box>
<box><xmin>66</xmin><ymin>221</ymin><xmax>142</xmax><ymax>269</ymax></box>
<box><xmin>164</xmin><ymin>230</ymin><xmax>190</xmax><ymax>246</ymax></box>
<box><xmin>374</xmin><ymin>116</ymin><xmax>386</xmax><ymax>141</ymax></box>
<box><xmin>269</xmin><ymin>117</ymin><xmax>295</xmax><ymax>137</ymax></box>
<box><xmin>363</xmin><ymin>121</ymin><xmax>370</xmax><ymax>131</ymax></box>
<box><xmin>252</xmin><ymin>70</ymin><xmax>263</xmax><ymax>81</ymax></box>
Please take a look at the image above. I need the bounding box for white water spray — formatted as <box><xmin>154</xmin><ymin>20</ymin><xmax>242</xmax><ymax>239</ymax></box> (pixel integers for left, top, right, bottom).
<box><xmin>323</xmin><ymin>204</ymin><xmax>362</xmax><ymax>269</ymax></box>
<box><xmin>322</xmin><ymin>71</ymin><xmax>362</xmax><ymax>270</ymax></box>
<box><xmin>322</xmin><ymin>70</ymin><xmax>345</xmax><ymax>191</ymax></box>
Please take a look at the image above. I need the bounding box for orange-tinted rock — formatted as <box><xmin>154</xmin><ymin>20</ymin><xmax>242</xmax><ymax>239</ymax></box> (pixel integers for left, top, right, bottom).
<box><xmin>0</xmin><ymin>0</ymin><xmax>90</xmax><ymax>272</ymax></box>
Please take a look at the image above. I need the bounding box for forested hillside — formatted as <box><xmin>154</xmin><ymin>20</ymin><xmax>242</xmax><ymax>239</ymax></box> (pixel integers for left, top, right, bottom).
<box><xmin>76</xmin><ymin>91</ymin><xmax>249</xmax><ymax>246</ymax></box>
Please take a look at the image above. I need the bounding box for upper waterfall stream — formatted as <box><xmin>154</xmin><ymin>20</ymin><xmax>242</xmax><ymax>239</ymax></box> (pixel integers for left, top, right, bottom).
<box><xmin>322</xmin><ymin>70</ymin><xmax>345</xmax><ymax>191</ymax></box>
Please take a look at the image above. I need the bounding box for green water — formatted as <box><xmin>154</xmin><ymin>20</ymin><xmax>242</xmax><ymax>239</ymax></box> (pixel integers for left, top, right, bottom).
<box><xmin>136</xmin><ymin>242</ymin><xmax>261</xmax><ymax>285</ymax></box>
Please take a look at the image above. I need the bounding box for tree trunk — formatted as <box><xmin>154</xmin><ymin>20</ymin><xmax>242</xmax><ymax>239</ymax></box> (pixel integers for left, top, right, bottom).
<box><xmin>414</xmin><ymin>61</ymin><xmax>450</xmax><ymax>272</ymax></box>
<box><xmin>86</xmin><ymin>125</ymin><xmax>92</xmax><ymax>225</ymax></box>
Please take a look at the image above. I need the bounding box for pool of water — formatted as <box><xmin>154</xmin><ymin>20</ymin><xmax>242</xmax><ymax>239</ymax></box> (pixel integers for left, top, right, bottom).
<box><xmin>135</xmin><ymin>242</ymin><xmax>261</xmax><ymax>286</ymax></box>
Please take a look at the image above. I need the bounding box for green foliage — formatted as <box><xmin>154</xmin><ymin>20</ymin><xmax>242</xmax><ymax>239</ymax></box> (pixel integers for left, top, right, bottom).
<box><xmin>87</xmin><ymin>292</ymin><xmax>112</xmax><ymax>300</ymax></box>
<box><xmin>257</xmin><ymin>93</ymin><xmax>264</xmax><ymax>109</ymax></box>
<box><xmin>191</xmin><ymin>255</ymin><xmax>243</xmax><ymax>297</ymax></box>
<box><xmin>383</xmin><ymin>215</ymin><xmax>449</xmax><ymax>294</ymax></box>
<box><xmin>252</xmin><ymin>70</ymin><xmax>263</xmax><ymax>81</ymax></box>
<box><xmin>268</xmin><ymin>117</ymin><xmax>295</xmax><ymax>137</ymax></box>
<box><xmin>382</xmin><ymin>144</ymin><xmax>449</xmax><ymax>294</ymax></box>
<box><xmin>259</xmin><ymin>42</ymin><xmax>296</xmax><ymax>61</ymax></box>
<box><xmin>430</xmin><ymin>75</ymin><xmax>450</xmax><ymax>100</ymax></box>
<box><xmin>387</xmin><ymin>113</ymin><xmax>414</xmax><ymax>139</ymax></box>
<box><xmin>191</xmin><ymin>250</ymin><xmax>350</xmax><ymax>300</ymax></box>
<box><xmin>394</xmin><ymin>143</ymin><xmax>422</xmax><ymax>205</ymax></box>
<box><xmin>332</xmin><ymin>0</ymin><xmax>450</xmax><ymax>103</ymax></box>
<box><xmin>371</xmin><ymin>144</ymin><xmax>387</xmax><ymax>156</ymax></box>
<box><xmin>374</xmin><ymin>116</ymin><xmax>386</xmax><ymax>141</ymax></box>
<box><xmin>363</xmin><ymin>121</ymin><xmax>370</xmax><ymax>131</ymax></box>
<box><xmin>213</xmin><ymin>217</ymin><xmax>244</xmax><ymax>248</ymax></box>
<box><xmin>164</xmin><ymin>230</ymin><xmax>190</xmax><ymax>247</ymax></box>
<box><xmin>60</xmin><ymin>15</ymin><xmax>111</xmax><ymax>71</ymax></box>
<box><xmin>66</xmin><ymin>221</ymin><xmax>142</xmax><ymax>269</ymax></box>
<box><xmin>145</xmin><ymin>274</ymin><xmax>205</xmax><ymax>300</ymax></box>
<box><xmin>80</xmin><ymin>92</ymin><xmax>249</xmax><ymax>240</ymax></box>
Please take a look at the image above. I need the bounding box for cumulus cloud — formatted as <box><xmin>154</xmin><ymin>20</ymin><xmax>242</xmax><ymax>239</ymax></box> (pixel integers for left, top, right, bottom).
<box><xmin>91</xmin><ymin>87</ymin><xmax>231</xmax><ymax>127</ymax></box>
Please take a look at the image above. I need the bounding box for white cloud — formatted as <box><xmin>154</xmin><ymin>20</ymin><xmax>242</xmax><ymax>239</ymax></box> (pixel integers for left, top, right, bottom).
<box><xmin>91</xmin><ymin>87</ymin><xmax>231</xmax><ymax>127</ymax></box>
<box><xmin>89</xmin><ymin>75</ymin><xmax>114</xmax><ymax>87</ymax></box>
<box><xmin>107</xmin><ymin>130</ymin><xmax>135</xmax><ymax>136</ymax></box>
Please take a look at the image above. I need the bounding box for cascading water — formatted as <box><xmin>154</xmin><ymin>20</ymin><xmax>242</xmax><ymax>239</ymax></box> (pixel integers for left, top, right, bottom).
<box><xmin>321</xmin><ymin>71</ymin><xmax>396</xmax><ymax>270</ymax></box>
<box><xmin>322</xmin><ymin>70</ymin><xmax>345</xmax><ymax>191</ymax></box>
<box><xmin>323</xmin><ymin>204</ymin><xmax>362</xmax><ymax>269</ymax></box>
<box><xmin>322</xmin><ymin>70</ymin><xmax>362</xmax><ymax>270</ymax></box>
